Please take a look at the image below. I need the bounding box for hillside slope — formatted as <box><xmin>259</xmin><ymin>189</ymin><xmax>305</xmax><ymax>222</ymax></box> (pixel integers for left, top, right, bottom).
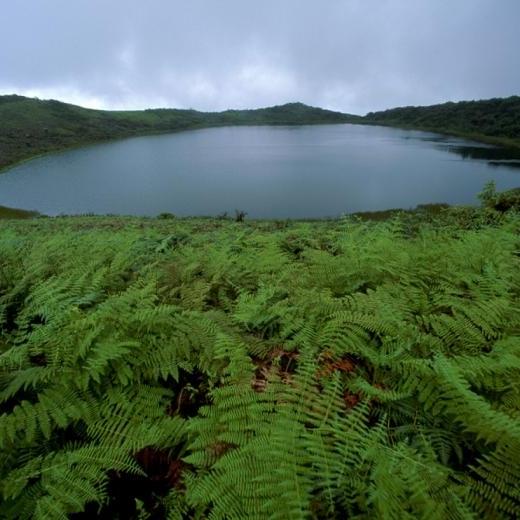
<box><xmin>2</xmin><ymin>94</ymin><xmax>519</xmax><ymax>173</ymax></box>
<box><xmin>0</xmin><ymin>95</ymin><xmax>358</xmax><ymax>171</ymax></box>
<box><xmin>364</xmin><ymin>96</ymin><xmax>520</xmax><ymax>146</ymax></box>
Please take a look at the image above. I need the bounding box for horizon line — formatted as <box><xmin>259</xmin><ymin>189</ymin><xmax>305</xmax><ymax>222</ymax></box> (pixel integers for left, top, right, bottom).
<box><xmin>1</xmin><ymin>91</ymin><xmax>519</xmax><ymax>117</ymax></box>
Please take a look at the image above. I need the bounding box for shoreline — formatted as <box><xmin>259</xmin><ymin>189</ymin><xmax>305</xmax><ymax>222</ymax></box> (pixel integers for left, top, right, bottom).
<box><xmin>0</xmin><ymin>202</ymin><xmax>454</xmax><ymax>222</ymax></box>
<box><xmin>2</xmin><ymin>120</ymin><xmax>519</xmax><ymax>176</ymax></box>
<box><xmin>0</xmin><ymin>120</ymin><xmax>356</xmax><ymax>174</ymax></box>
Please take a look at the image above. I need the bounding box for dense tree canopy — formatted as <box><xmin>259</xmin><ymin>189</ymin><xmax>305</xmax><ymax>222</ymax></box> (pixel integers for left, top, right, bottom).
<box><xmin>365</xmin><ymin>96</ymin><xmax>520</xmax><ymax>145</ymax></box>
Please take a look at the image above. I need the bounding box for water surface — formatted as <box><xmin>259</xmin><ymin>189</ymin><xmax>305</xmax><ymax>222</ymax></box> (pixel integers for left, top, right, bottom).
<box><xmin>0</xmin><ymin>124</ymin><xmax>518</xmax><ymax>218</ymax></box>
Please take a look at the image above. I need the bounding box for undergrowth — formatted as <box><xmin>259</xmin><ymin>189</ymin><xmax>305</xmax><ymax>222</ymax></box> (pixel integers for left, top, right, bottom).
<box><xmin>0</xmin><ymin>203</ymin><xmax>519</xmax><ymax>518</ymax></box>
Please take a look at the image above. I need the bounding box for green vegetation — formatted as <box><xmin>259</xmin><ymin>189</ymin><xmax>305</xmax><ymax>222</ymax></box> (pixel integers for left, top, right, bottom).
<box><xmin>0</xmin><ymin>95</ymin><xmax>358</xmax><ymax>171</ymax></box>
<box><xmin>365</xmin><ymin>96</ymin><xmax>520</xmax><ymax>148</ymax></box>
<box><xmin>0</xmin><ymin>205</ymin><xmax>39</xmax><ymax>219</ymax></box>
<box><xmin>2</xmin><ymin>94</ymin><xmax>519</xmax><ymax>173</ymax></box>
<box><xmin>1</xmin><ymin>192</ymin><xmax>519</xmax><ymax>518</ymax></box>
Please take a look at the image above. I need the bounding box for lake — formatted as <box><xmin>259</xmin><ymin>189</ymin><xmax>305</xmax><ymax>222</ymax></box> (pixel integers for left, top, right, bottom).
<box><xmin>0</xmin><ymin>124</ymin><xmax>519</xmax><ymax>218</ymax></box>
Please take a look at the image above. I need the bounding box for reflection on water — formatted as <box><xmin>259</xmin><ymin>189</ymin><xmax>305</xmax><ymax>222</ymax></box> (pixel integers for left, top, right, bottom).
<box><xmin>419</xmin><ymin>135</ymin><xmax>520</xmax><ymax>169</ymax></box>
<box><xmin>488</xmin><ymin>161</ymin><xmax>520</xmax><ymax>169</ymax></box>
<box><xmin>0</xmin><ymin>124</ymin><xmax>518</xmax><ymax>218</ymax></box>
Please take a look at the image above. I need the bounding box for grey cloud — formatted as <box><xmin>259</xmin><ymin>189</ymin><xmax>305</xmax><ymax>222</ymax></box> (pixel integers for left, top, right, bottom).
<box><xmin>1</xmin><ymin>0</ymin><xmax>519</xmax><ymax>114</ymax></box>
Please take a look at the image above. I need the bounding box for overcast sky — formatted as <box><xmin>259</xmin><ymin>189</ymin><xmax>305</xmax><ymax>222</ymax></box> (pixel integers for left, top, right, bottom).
<box><xmin>1</xmin><ymin>0</ymin><xmax>519</xmax><ymax>114</ymax></box>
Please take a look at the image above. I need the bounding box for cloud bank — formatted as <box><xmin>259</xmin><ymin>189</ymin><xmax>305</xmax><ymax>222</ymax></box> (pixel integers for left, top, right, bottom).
<box><xmin>1</xmin><ymin>0</ymin><xmax>519</xmax><ymax>114</ymax></box>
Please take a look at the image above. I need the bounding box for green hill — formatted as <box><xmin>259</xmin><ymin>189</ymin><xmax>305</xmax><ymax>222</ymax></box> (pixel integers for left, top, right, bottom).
<box><xmin>2</xmin><ymin>94</ymin><xmax>520</xmax><ymax>173</ymax></box>
<box><xmin>0</xmin><ymin>95</ymin><xmax>359</xmax><ymax>171</ymax></box>
<box><xmin>364</xmin><ymin>96</ymin><xmax>520</xmax><ymax>147</ymax></box>
<box><xmin>2</xmin><ymin>93</ymin><xmax>519</xmax><ymax>173</ymax></box>
<box><xmin>0</xmin><ymin>204</ymin><xmax>39</xmax><ymax>219</ymax></box>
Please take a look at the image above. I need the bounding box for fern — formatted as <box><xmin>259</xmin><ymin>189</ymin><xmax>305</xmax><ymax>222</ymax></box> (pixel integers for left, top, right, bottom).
<box><xmin>0</xmin><ymin>208</ymin><xmax>519</xmax><ymax>517</ymax></box>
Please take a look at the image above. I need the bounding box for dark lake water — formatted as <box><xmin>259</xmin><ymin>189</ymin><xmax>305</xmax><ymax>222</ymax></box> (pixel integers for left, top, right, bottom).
<box><xmin>0</xmin><ymin>124</ymin><xmax>519</xmax><ymax>218</ymax></box>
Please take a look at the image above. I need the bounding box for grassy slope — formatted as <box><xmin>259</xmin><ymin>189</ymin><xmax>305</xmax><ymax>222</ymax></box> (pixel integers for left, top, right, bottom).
<box><xmin>363</xmin><ymin>95</ymin><xmax>520</xmax><ymax>148</ymax></box>
<box><xmin>2</xmin><ymin>94</ymin><xmax>520</xmax><ymax>173</ymax></box>
<box><xmin>0</xmin><ymin>204</ymin><xmax>519</xmax><ymax>518</ymax></box>
<box><xmin>0</xmin><ymin>95</ymin><xmax>359</xmax><ymax>171</ymax></box>
<box><xmin>0</xmin><ymin>205</ymin><xmax>39</xmax><ymax>219</ymax></box>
